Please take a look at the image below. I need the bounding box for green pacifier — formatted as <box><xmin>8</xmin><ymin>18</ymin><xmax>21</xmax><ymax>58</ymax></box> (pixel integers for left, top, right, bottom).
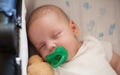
<box><xmin>45</xmin><ymin>46</ymin><xmax>68</xmax><ymax>68</ymax></box>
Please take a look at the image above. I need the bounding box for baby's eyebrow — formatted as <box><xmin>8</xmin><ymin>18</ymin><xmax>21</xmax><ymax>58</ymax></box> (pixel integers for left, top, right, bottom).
<box><xmin>51</xmin><ymin>29</ymin><xmax>61</xmax><ymax>33</ymax></box>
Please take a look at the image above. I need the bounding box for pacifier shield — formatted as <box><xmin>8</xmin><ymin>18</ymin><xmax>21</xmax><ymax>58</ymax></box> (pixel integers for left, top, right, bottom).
<box><xmin>45</xmin><ymin>46</ymin><xmax>68</xmax><ymax>68</ymax></box>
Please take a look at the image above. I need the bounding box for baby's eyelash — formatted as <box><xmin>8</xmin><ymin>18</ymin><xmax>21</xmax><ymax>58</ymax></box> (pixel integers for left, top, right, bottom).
<box><xmin>53</xmin><ymin>32</ymin><xmax>61</xmax><ymax>38</ymax></box>
<box><xmin>39</xmin><ymin>43</ymin><xmax>45</xmax><ymax>50</ymax></box>
<box><xmin>55</xmin><ymin>32</ymin><xmax>61</xmax><ymax>35</ymax></box>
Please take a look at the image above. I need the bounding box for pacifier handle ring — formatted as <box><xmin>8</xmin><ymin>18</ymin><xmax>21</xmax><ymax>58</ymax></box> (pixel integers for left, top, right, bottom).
<box><xmin>53</xmin><ymin>55</ymin><xmax>66</xmax><ymax>68</ymax></box>
<box><xmin>45</xmin><ymin>46</ymin><xmax>68</xmax><ymax>68</ymax></box>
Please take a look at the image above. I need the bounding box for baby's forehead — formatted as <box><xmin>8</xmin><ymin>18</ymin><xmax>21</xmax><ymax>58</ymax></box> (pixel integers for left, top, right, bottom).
<box><xmin>31</xmin><ymin>9</ymin><xmax>58</xmax><ymax>21</ymax></box>
<box><xmin>28</xmin><ymin>5</ymin><xmax>69</xmax><ymax>25</ymax></box>
<box><xmin>33</xmin><ymin>7</ymin><xmax>57</xmax><ymax>16</ymax></box>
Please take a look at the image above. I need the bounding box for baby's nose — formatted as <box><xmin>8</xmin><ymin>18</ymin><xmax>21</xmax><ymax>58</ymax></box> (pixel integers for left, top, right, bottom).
<box><xmin>47</xmin><ymin>41</ymin><xmax>56</xmax><ymax>53</ymax></box>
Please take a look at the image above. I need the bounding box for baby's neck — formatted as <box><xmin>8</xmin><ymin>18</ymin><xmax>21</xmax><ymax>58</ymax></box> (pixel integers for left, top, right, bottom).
<box><xmin>76</xmin><ymin>41</ymin><xmax>83</xmax><ymax>54</ymax></box>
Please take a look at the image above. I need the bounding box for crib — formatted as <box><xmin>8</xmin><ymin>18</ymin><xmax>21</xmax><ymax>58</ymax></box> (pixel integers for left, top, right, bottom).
<box><xmin>0</xmin><ymin>0</ymin><xmax>120</xmax><ymax>75</ymax></box>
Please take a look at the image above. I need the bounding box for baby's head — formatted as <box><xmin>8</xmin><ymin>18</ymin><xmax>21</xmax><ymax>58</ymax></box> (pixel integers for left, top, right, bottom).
<box><xmin>27</xmin><ymin>5</ymin><xmax>81</xmax><ymax>61</ymax></box>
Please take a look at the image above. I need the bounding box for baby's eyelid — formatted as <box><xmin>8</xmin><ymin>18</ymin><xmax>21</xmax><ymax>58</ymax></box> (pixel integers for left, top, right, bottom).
<box><xmin>39</xmin><ymin>42</ymin><xmax>45</xmax><ymax>50</ymax></box>
<box><xmin>53</xmin><ymin>32</ymin><xmax>61</xmax><ymax>38</ymax></box>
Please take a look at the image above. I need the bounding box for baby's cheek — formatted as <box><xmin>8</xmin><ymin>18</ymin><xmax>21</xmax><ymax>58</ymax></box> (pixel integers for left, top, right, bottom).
<box><xmin>38</xmin><ymin>51</ymin><xmax>47</xmax><ymax>61</ymax></box>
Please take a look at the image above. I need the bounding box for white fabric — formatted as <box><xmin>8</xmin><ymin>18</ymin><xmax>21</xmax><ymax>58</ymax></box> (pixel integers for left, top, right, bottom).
<box><xmin>20</xmin><ymin>0</ymin><xmax>28</xmax><ymax>75</ymax></box>
<box><xmin>54</xmin><ymin>36</ymin><xmax>117</xmax><ymax>75</ymax></box>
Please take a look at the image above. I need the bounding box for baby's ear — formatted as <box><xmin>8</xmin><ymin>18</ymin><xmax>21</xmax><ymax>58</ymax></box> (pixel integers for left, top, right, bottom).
<box><xmin>69</xmin><ymin>20</ymin><xmax>80</xmax><ymax>37</ymax></box>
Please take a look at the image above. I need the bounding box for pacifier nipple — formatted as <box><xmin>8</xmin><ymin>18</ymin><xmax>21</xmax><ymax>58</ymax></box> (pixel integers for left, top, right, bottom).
<box><xmin>45</xmin><ymin>46</ymin><xmax>68</xmax><ymax>68</ymax></box>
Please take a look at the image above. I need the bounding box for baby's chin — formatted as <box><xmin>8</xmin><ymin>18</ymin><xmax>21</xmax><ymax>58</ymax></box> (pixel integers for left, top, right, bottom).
<box><xmin>40</xmin><ymin>56</ymin><xmax>46</xmax><ymax>62</ymax></box>
<box><xmin>67</xmin><ymin>51</ymin><xmax>78</xmax><ymax>61</ymax></box>
<box><xmin>43</xmin><ymin>58</ymin><xmax>47</xmax><ymax>62</ymax></box>
<box><xmin>66</xmin><ymin>56</ymin><xmax>73</xmax><ymax>62</ymax></box>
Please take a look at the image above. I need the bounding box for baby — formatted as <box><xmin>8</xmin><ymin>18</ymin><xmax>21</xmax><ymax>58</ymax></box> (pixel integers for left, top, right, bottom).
<box><xmin>27</xmin><ymin>5</ymin><xmax>120</xmax><ymax>75</ymax></box>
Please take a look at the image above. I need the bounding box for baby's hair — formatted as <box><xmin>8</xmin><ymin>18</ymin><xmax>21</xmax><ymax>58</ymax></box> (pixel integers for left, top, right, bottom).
<box><xmin>27</xmin><ymin>5</ymin><xmax>70</xmax><ymax>29</ymax></box>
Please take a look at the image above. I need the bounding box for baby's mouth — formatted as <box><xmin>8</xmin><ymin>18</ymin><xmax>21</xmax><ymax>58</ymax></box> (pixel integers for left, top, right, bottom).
<box><xmin>45</xmin><ymin>46</ymin><xmax>68</xmax><ymax>68</ymax></box>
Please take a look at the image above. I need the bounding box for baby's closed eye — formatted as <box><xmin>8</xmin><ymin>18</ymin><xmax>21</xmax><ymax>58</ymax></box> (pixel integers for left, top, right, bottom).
<box><xmin>39</xmin><ymin>42</ymin><xmax>46</xmax><ymax>50</ymax></box>
<box><xmin>52</xmin><ymin>31</ymin><xmax>61</xmax><ymax>39</ymax></box>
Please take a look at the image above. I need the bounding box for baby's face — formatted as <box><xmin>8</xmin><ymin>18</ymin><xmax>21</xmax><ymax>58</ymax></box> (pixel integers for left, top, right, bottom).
<box><xmin>28</xmin><ymin>14</ymin><xmax>80</xmax><ymax>61</ymax></box>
